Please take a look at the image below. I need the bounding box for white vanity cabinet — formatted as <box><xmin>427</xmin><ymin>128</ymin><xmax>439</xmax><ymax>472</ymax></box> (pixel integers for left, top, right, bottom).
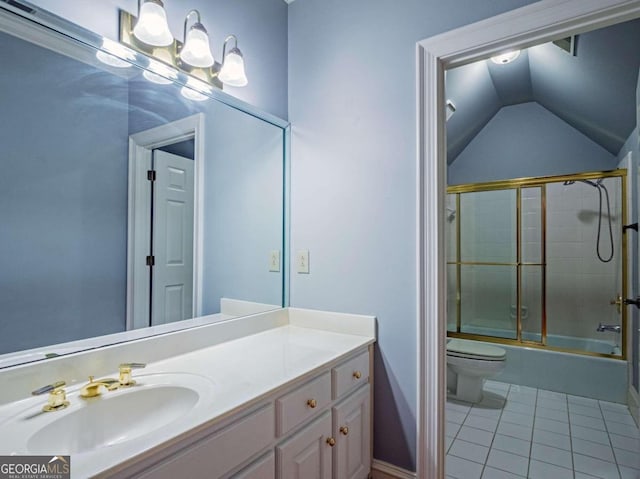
<box><xmin>275</xmin><ymin>349</ymin><xmax>371</xmax><ymax>479</ymax></box>
<box><xmin>332</xmin><ymin>384</ymin><xmax>371</xmax><ymax>479</ymax></box>
<box><xmin>276</xmin><ymin>411</ymin><xmax>333</xmax><ymax>479</ymax></box>
<box><xmin>113</xmin><ymin>346</ymin><xmax>372</xmax><ymax>479</ymax></box>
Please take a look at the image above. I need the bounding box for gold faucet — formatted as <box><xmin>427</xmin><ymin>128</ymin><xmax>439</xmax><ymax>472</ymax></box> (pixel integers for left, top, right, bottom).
<box><xmin>32</xmin><ymin>380</ymin><xmax>69</xmax><ymax>412</ymax></box>
<box><xmin>79</xmin><ymin>363</ymin><xmax>146</xmax><ymax>398</ymax></box>
<box><xmin>118</xmin><ymin>363</ymin><xmax>146</xmax><ymax>387</ymax></box>
<box><xmin>80</xmin><ymin>376</ymin><xmax>120</xmax><ymax>398</ymax></box>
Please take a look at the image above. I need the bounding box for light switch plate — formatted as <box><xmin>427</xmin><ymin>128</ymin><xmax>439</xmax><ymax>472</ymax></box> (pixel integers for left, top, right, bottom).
<box><xmin>296</xmin><ymin>249</ymin><xmax>310</xmax><ymax>274</ymax></box>
<box><xmin>269</xmin><ymin>250</ymin><xmax>280</xmax><ymax>272</ymax></box>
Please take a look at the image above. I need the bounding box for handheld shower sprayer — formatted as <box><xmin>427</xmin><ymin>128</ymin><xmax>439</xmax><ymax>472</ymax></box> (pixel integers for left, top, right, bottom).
<box><xmin>564</xmin><ymin>177</ymin><xmax>614</xmax><ymax>263</ymax></box>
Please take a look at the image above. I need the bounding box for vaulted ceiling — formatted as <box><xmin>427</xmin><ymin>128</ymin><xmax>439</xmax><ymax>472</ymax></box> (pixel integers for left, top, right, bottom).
<box><xmin>446</xmin><ymin>17</ymin><xmax>640</xmax><ymax>164</ymax></box>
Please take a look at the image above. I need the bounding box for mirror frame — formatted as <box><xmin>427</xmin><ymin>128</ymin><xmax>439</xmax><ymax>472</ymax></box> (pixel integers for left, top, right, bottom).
<box><xmin>0</xmin><ymin>0</ymin><xmax>291</xmax><ymax>367</ymax></box>
<box><xmin>416</xmin><ymin>0</ymin><xmax>640</xmax><ymax>476</ymax></box>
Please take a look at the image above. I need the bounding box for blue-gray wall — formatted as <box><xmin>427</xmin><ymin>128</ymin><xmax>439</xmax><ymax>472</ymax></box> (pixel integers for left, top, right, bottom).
<box><xmin>27</xmin><ymin>0</ymin><xmax>289</xmax><ymax>120</ymax></box>
<box><xmin>287</xmin><ymin>0</ymin><xmax>539</xmax><ymax>470</ymax></box>
<box><xmin>449</xmin><ymin>102</ymin><xmax>617</xmax><ymax>185</ymax></box>
<box><xmin>0</xmin><ymin>33</ymin><xmax>129</xmax><ymax>353</ymax></box>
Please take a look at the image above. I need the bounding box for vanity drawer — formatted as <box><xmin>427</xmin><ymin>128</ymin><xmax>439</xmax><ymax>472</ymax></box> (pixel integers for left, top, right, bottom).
<box><xmin>138</xmin><ymin>404</ymin><xmax>275</xmax><ymax>479</ymax></box>
<box><xmin>332</xmin><ymin>350</ymin><xmax>369</xmax><ymax>399</ymax></box>
<box><xmin>276</xmin><ymin>372</ymin><xmax>331</xmax><ymax>436</ymax></box>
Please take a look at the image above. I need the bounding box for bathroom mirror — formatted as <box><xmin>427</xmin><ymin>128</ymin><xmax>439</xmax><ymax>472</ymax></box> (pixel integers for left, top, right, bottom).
<box><xmin>0</xmin><ymin>2</ymin><xmax>288</xmax><ymax>367</ymax></box>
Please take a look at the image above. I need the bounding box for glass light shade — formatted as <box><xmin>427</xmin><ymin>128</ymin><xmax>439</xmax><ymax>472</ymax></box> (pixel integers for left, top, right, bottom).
<box><xmin>96</xmin><ymin>39</ymin><xmax>135</xmax><ymax>68</ymax></box>
<box><xmin>490</xmin><ymin>50</ymin><xmax>520</xmax><ymax>65</ymax></box>
<box><xmin>181</xmin><ymin>25</ymin><xmax>214</xmax><ymax>68</ymax></box>
<box><xmin>219</xmin><ymin>49</ymin><xmax>248</xmax><ymax>87</ymax></box>
<box><xmin>143</xmin><ymin>59</ymin><xmax>177</xmax><ymax>84</ymax></box>
<box><xmin>181</xmin><ymin>78</ymin><xmax>211</xmax><ymax>102</ymax></box>
<box><xmin>133</xmin><ymin>1</ymin><xmax>173</xmax><ymax>47</ymax></box>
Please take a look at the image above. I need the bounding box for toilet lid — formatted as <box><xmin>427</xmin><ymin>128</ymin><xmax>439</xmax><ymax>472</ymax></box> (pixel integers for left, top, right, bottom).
<box><xmin>447</xmin><ymin>339</ymin><xmax>506</xmax><ymax>361</ymax></box>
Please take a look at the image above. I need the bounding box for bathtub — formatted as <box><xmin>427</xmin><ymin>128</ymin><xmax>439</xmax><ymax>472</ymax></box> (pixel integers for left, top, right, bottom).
<box><xmin>459</xmin><ymin>325</ymin><xmax>621</xmax><ymax>355</ymax></box>
<box><xmin>450</xmin><ymin>327</ymin><xmax>627</xmax><ymax>402</ymax></box>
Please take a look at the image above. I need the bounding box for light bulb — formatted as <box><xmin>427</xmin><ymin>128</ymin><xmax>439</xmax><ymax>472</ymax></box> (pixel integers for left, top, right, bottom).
<box><xmin>181</xmin><ymin>24</ymin><xmax>214</xmax><ymax>68</ymax></box>
<box><xmin>133</xmin><ymin>0</ymin><xmax>173</xmax><ymax>47</ymax></box>
<box><xmin>219</xmin><ymin>49</ymin><xmax>248</xmax><ymax>87</ymax></box>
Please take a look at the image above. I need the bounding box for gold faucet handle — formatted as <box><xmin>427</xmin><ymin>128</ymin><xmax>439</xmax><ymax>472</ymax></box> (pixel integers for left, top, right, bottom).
<box><xmin>32</xmin><ymin>381</ymin><xmax>69</xmax><ymax>412</ymax></box>
<box><xmin>31</xmin><ymin>380</ymin><xmax>66</xmax><ymax>396</ymax></box>
<box><xmin>118</xmin><ymin>363</ymin><xmax>146</xmax><ymax>386</ymax></box>
<box><xmin>610</xmin><ymin>294</ymin><xmax>623</xmax><ymax>314</ymax></box>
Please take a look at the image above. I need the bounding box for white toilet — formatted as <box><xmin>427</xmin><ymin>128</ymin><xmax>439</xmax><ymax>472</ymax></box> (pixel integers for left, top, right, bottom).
<box><xmin>447</xmin><ymin>338</ymin><xmax>506</xmax><ymax>403</ymax></box>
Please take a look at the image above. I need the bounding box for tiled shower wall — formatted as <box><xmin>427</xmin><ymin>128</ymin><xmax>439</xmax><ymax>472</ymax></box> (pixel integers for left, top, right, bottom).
<box><xmin>546</xmin><ymin>179</ymin><xmax>622</xmax><ymax>342</ymax></box>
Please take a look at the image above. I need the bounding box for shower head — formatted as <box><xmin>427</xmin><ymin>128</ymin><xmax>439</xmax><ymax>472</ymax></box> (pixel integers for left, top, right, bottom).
<box><xmin>582</xmin><ymin>179</ymin><xmax>600</xmax><ymax>188</ymax></box>
<box><xmin>563</xmin><ymin>179</ymin><xmax>600</xmax><ymax>188</ymax></box>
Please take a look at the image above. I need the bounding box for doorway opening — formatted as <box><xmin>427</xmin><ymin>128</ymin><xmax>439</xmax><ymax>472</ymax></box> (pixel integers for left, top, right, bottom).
<box><xmin>127</xmin><ymin>114</ymin><xmax>205</xmax><ymax>330</ymax></box>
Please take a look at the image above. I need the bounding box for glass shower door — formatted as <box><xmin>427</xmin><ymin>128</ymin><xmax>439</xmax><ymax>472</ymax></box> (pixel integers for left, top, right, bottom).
<box><xmin>458</xmin><ymin>189</ymin><xmax>517</xmax><ymax>339</ymax></box>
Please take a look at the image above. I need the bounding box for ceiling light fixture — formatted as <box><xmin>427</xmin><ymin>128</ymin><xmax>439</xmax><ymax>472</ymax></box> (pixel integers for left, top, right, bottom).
<box><xmin>490</xmin><ymin>50</ymin><xmax>521</xmax><ymax>65</ymax></box>
<box><xmin>180</xmin><ymin>10</ymin><xmax>214</xmax><ymax>68</ymax></box>
<box><xmin>133</xmin><ymin>0</ymin><xmax>173</xmax><ymax>47</ymax></box>
<box><xmin>219</xmin><ymin>35</ymin><xmax>248</xmax><ymax>87</ymax></box>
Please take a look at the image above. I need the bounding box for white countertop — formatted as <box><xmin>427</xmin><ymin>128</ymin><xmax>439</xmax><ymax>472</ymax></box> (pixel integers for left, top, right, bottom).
<box><xmin>0</xmin><ymin>308</ymin><xmax>375</xmax><ymax>478</ymax></box>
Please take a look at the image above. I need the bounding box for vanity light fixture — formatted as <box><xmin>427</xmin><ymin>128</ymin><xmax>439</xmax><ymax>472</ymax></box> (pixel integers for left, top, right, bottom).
<box><xmin>143</xmin><ymin>58</ymin><xmax>178</xmax><ymax>84</ymax></box>
<box><xmin>133</xmin><ymin>0</ymin><xmax>173</xmax><ymax>47</ymax></box>
<box><xmin>218</xmin><ymin>35</ymin><xmax>248</xmax><ymax>87</ymax></box>
<box><xmin>119</xmin><ymin>4</ymin><xmax>249</xmax><ymax>94</ymax></box>
<box><xmin>490</xmin><ymin>50</ymin><xmax>521</xmax><ymax>65</ymax></box>
<box><xmin>180</xmin><ymin>10</ymin><xmax>214</xmax><ymax>68</ymax></box>
<box><xmin>181</xmin><ymin>77</ymin><xmax>212</xmax><ymax>102</ymax></box>
<box><xmin>96</xmin><ymin>39</ymin><xmax>135</xmax><ymax>68</ymax></box>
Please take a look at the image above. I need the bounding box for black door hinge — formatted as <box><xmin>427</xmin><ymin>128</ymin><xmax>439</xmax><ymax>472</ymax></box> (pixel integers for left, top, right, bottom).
<box><xmin>147</xmin><ymin>170</ymin><xmax>156</xmax><ymax>182</ymax></box>
<box><xmin>146</xmin><ymin>255</ymin><xmax>155</xmax><ymax>266</ymax></box>
<box><xmin>623</xmin><ymin>223</ymin><xmax>638</xmax><ymax>233</ymax></box>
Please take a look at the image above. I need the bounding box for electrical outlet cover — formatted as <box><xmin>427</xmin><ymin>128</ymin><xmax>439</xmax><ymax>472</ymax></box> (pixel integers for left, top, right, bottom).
<box><xmin>296</xmin><ymin>249</ymin><xmax>309</xmax><ymax>274</ymax></box>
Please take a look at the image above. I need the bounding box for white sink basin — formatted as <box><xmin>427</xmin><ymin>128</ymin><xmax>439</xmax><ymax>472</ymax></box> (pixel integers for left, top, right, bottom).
<box><xmin>0</xmin><ymin>372</ymin><xmax>215</xmax><ymax>456</ymax></box>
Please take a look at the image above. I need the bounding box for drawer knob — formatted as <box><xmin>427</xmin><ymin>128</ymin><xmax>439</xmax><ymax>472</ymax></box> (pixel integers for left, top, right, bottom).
<box><xmin>340</xmin><ymin>426</ymin><xmax>349</xmax><ymax>436</ymax></box>
<box><xmin>326</xmin><ymin>437</ymin><xmax>336</xmax><ymax>447</ymax></box>
<box><xmin>307</xmin><ymin>398</ymin><xmax>317</xmax><ymax>408</ymax></box>
<box><xmin>353</xmin><ymin>371</ymin><xmax>362</xmax><ymax>379</ymax></box>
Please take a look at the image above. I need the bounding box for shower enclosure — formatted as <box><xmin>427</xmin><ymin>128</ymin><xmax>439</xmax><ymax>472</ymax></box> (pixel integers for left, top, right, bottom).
<box><xmin>446</xmin><ymin>170</ymin><xmax>627</xmax><ymax>359</ymax></box>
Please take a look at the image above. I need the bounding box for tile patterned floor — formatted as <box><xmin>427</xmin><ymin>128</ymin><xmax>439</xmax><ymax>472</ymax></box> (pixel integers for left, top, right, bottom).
<box><xmin>445</xmin><ymin>381</ymin><xmax>640</xmax><ymax>479</ymax></box>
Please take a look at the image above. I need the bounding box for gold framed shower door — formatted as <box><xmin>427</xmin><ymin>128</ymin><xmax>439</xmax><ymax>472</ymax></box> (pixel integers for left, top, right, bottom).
<box><xmin>447</xmin><ymin>169</ymin><xmax>627</xmax><ymax>360</ymax></box>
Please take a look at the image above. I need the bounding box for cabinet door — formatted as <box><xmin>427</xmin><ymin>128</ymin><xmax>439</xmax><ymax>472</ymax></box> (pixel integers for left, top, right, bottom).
<box><xmin>276</xmin><ymin>411</ymin><xmax>332</xmax><ymax>479</ymax></box>
<box><xmin>232</xmin><ymin>451</ymin><xmax>275</xmax><ymax>479</ymax></box>
<box><xmin>332</xmin><ymin>385</ymin><xmax>371</xmax><ymax>479</ymax></box>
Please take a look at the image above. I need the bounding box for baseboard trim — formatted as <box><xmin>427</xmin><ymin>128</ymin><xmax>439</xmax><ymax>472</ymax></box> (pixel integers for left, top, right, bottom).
<box><xmin>371</xmin><ymin>459</ymin><xmax>417</xmax><ymax>479</ymax></box>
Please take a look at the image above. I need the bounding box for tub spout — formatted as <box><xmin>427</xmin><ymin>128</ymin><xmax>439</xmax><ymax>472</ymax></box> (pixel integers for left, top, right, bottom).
<box><xmin>596</xmin><ymin>323</ymin><xmax>621</xmax><ymax>333</ymax></box>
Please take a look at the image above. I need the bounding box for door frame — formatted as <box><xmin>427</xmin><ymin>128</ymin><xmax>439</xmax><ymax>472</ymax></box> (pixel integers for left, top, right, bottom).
<box><xmin>127</xmin><ymin>114</ymin><xmax>205</xmax><ymax>330</ymax></box>
<box><xmin>416</xmin><ymin>1</ymin><xmax>640</xmax><ymax>477</ymax></box>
